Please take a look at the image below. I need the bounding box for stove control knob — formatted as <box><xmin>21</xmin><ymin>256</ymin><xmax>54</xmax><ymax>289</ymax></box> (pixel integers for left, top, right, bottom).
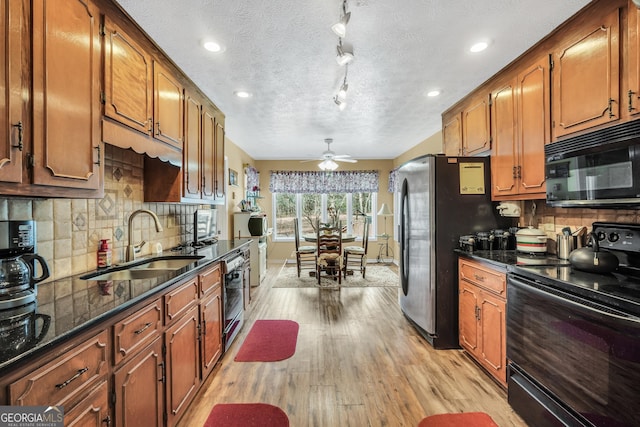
<box><xmin>597</xmin><ymin>231</ymin><xmax>607</xmax><ymax>241</ymax></box>
<box><xmin>608</xmin><ymin>232</ymin><xmax>620</xmax><ymax>243</ymax></box>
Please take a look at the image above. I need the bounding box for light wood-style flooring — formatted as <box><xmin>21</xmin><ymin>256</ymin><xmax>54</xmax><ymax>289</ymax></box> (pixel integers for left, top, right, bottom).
<box><xmin>178</xmin><ymin>263</ymin><xmax>527</xmax><ymax>427</ymax></box>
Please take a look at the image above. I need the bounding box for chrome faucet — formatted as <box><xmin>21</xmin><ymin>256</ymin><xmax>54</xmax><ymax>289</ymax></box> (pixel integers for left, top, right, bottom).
<box><xmin>127</xmin><ymin>209</ymin><xmax>164</xmax><ymax>261</ymax></box>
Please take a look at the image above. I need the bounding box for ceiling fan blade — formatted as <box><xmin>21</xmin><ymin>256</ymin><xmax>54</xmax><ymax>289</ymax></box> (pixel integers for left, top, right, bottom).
<box><xmin>335</xmin><ymin>158</ymin><xmax>358</xmax><ymax>163</ymax></box>
<box><xmin>333</xmin><ymin>154</ymin><xmax>352</xmax><ymax>159</ymax></box>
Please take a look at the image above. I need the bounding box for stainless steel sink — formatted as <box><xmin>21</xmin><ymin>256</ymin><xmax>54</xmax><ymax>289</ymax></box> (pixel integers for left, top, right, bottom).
<box><xmin>130</xmin><ymin>258</ymin><xmax>202</xmax><ymax>270</ymax></box>
<box><xmin>86</xmin><ymin>269</ymin><xmax>174</xmax><ymax>281</ymax></box>
<box><xmin>81</xmin><ymin>255</ymin><xmax>204</xmax><ymax>281</ymax></box>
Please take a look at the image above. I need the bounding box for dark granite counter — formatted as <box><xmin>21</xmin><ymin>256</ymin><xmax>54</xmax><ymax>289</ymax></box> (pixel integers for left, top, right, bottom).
<box><xmin>455</xmin><ymin>249</ymin><xmax>570</xmax><ymax>269</ymax></box>
<box><xmin>0</xmin><ymin>239</ymin><xmax>251</xmax><ymax>373</ymax></box>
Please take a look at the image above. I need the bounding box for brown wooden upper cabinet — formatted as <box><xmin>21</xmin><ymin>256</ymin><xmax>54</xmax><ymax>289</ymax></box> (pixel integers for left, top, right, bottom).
<box><xmin>627</xmin><ymin>1</ymin><xmax>640</xmax><ymax>116</ymax></box>
<box><xmin>551</xmin><ymin>8</ymin><xmax>620</xmax><ymax>139</ymax></box>
<box><xmin>183</xmin><ymin>91</ymin><xmax>222</xmax><ymax>202</ymax></box>
<box><xmin>103</xmin><ymin>16</ymin><xmax>184</xmax><ymax>161</ymax></box>
<box><xmin>153</xmin><ymin>61</ymin><xmax>184</xmax><ymax>150</ymax></box>
<box><xmin>0</xmin><ymin>0</ymin><xmax>23</xmax><ymax>184</ymax></box>
<box><xmin>103</xmin><ymin>15</ymin><xmax>153</xmax><ymax>136</ymax></box>
<box><xmin>491</xmin><ymin>55</ymin><xmax>549</xmax><ymax>200</ymax></box>
<box><xmin>442</xmin><ymin>93</ymin><xmax>490</xmax><ymax>156</ymax></box>
<box><xmin>31</xmin><ymin>0</ymin><xmax>103</xmax><ymax>193</ymax></box>
<box><xmin>214</xmin><ymin>112</ymin><xmax>225</xmax><ymax>200</ymax></box>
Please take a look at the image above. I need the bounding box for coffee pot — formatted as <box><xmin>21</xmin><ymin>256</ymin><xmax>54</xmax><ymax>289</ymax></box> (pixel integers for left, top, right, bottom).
<box><xmin>0</xmin><ymin>303</ymin><xmax>51</xmax><ymax>359</ymax></box>
<box><xmin>0</xmin><ymin>254</ymin><xmax>50</xmax><ymax>296</ymax></box>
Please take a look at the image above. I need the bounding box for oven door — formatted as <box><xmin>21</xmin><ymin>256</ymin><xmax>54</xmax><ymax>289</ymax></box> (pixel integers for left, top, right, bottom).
<box><xmin>507</xmin><ymin>274</ymin><xmax>640</xmax><ymax>427</ymax></box>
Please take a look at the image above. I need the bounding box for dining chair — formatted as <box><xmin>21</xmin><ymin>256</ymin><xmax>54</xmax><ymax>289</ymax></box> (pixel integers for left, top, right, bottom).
<box><xmin>343</xmin><ymin>219</ymin><xmax>369</xmax><ymax>278</ymax></box>
<box><xmin>316</xmin><ymin>221</ymin><xmax>343</xmax><ymax>285</ymax></box>
<box><xmin>294</xmin><ymin>218</ymin><xmax>316</xmax><ymax>277</ymax></box>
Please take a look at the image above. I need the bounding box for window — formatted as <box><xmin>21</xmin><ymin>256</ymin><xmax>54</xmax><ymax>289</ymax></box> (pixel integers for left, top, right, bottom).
<box><xmin>273</xmin><ymin>192</ymin><xmax>377</xmax><ymax>241</ymax></box>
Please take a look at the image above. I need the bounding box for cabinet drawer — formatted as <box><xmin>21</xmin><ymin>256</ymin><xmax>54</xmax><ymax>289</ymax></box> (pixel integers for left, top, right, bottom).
<box><xmin>459</xmin><ymin>259</ymin><xmax>506</xmax><ymax>296</ymax></box>
<box><xmin>113</xmin><ymin>299</ymin><xmax>163</xmax><ymax>365</ymax></box>
<box><xmin>165</xmin><ymin>277</ymin><xmax>199</xmax><ymax>324</ymax></box>
<box><xmin>199</xmin><ymin>263</ymin><xmax>221</xmax><ymax>297</ymax></box>
<box><xmin>9</xmin><ymin>330</ymin><xmax>109</xmax><ymax>407</ymax></box>
<box><xmin>64</xmin><ymin>380</ymin><xmax>109</xmax><ymax>427</ymax></box>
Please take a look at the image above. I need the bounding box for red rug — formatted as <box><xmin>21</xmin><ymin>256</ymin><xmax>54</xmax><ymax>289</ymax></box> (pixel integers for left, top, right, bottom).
<box><xmin>203</xmin><ymin>403</ymin><xmax>289</xmax><ymax>427</ymax></box>
<box><xmin>418</xmin><ymin>412</ymin><xmax>499</xmax><ymax>427</ymax></box>
<box><xmin>234</xmin><ymin>320</ymin><xmax>299</xmax><ymax>362</ymax></box>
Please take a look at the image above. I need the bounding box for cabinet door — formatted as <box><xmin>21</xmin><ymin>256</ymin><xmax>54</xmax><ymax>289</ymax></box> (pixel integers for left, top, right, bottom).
<box><xmin>628</xmin><ymin>2</ymin><xmax>640</xmax><ymax>116</ymax></box>
<box><xmin>201</xmin><ymin>106</ymin><xmax>216</xmax><ymax>199</ymax></box>
<box><xmin>183</xmin><ymin>91</ymin><xmax>202</xmax><ymax>199</ymax></box>
<box><xmin>214</xmin><ymin>114</ymin><xmax>225</xmax><ymax>200</ymax></box>
<box><xmin>103</xmin><ymin>15</ymin><xmax>153</xmax><ymax>135</ymax></box>
<box><xmin>458</xmin><ymin>281</ymin><xmax>479</xmax><ymax>355</ymax></box>
<box><xmin>490</xmin><ymin>81</ymin><xmax>518</xmax><ymax>198</ymax></box>
<box><xmin>65</xmin><ymin>380</ymin><xmax>110</xmax><ymax>427</ymax></box>
<box><xmin>463</xmin><ymin>95</ymin><xmax>490</xmax><ymax>155</ymax></box>
<box><xmin>31</xmin><ymin>0</ymin><xmax>102</xmax><ymax>191</ymax></box>
<box><xmin>0</xmin><ymin>0</ymin><xmax>23</xmax><ymax>183</ymax></box>
<box><xmin>114</xmin><ymin>337</ymin><xmax>164</xmax><ymax>427</ymax></box>
<box><xmin>479</xmin><ymin>290</ymin><xmax>507</xmax><ymax>386</ymax></box>
<box><xmin>165</xmin><ymin>305</ymin><xmax>200</xmax><ymax>426</ymax></box>
<box><xmin>552</xmin><ymin>9</ymin><xmax>620</xmax><ymax>139</ymax></box>
<box><xmin>201</xmin><ymin>289</ymin><xmax>223</xmax><ymax>379</ymax></box>
<box><xmin>517</xmin><ymin>55</ymin><xmax>549</xmax><ymax>196</ymax></box>
<box><xmin>153</xmin><ymin>61</ymin><xmax>184</xmax><ymax>150</ymax></box>
<box><xmin>442</xmin><ymin>113</ymin><xmax>462</xmax><ymax>156</ymax></box>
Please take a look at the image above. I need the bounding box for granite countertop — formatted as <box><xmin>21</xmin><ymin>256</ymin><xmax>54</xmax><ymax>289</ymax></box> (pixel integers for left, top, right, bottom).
<box><xmin>0</xmin><ymin>239</ymin><xmax>251</xmax><ymax>373</ymax></box>
<box><xmin>455</xmin><ymin>249</ymin><xmax>571</xmax><ymax>270</ymax></box>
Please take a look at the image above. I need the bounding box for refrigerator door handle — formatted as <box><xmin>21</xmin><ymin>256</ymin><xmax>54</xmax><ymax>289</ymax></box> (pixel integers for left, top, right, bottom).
<box><xmin>400</xmin><ymin>178</ymin><xmax>409</xmax><ymax>295</ymax></box>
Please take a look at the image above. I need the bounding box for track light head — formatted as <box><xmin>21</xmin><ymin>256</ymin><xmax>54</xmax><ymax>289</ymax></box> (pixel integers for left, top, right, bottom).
<box><xmin>331</xmin><ymin>11</ymin><xmax>351</xmax><ymax>38</ymax></box>
<box><xmin>336</xmin><ymin>43</ymin><xmax>354</xmax><ymax>66</ymax></box>
<box><xmin>334</xmin><ymin>96</ymin><xmax>347</xmax><ymax>111</ymax></box>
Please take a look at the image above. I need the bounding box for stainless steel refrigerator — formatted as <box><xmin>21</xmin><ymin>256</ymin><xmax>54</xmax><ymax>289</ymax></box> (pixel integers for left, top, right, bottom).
<box><xmin>398</xmin><ymin>155</ymin><xmax>506</xmax><ymax>349</ymax></box>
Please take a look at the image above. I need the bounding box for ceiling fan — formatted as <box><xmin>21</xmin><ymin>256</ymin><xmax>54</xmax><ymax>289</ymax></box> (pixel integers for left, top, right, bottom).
<box><xmin>303</xmin><ymin>138</ymin><xmax>357</xmax><ymax>170</ymax></box>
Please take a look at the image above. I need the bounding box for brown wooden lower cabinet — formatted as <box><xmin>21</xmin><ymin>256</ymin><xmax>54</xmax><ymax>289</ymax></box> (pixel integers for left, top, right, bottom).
<box><xmin>200</xmin><ymin>287</ymin><xmax>223</xmax><ymax>379</ymax></box>
<box><xmin>113</xmin><ymin>337</ymin><xmax>164</xmax><ymax>427</ymax></box>
<box><xmin>165</xmin><ymin>305</ymin><xmax>201</xmax><ymax>426</ymax></box>
<box><xmin>65</xmin><ymin>380</ymin><xmax>110</xmax><ymax>427</ymax></box>
<box><xmin>458</xmin><ymin>258</ymin><xmax>507</xmax><ymax>387</ymax></box>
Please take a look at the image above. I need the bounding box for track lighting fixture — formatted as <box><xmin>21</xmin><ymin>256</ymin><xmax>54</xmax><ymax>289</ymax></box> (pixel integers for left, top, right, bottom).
<box><xmin>336</xmin><ymin>39</ymin><xmax>354</xmax><ymax>66</ymax></box>
<box><xmin>337</xmin><ymin>65</ymin><xmax>349</xmax><ymax>100</ymax></box>
<box><xmin>331</xmin><ymin>0</ymin><xmax>351</xmax><ymax>38</ymax></box>
<box><xmin>334</xmin><ymin>96</ymin><xmax>347</xmax><ymax>111</ymax></box>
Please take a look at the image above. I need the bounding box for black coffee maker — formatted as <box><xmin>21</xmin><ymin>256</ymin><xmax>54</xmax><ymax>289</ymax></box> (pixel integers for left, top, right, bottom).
<box><xmin>0</xmin><ymin>221</ymin><xmax>50</xmax><ymax>310</ymax></box>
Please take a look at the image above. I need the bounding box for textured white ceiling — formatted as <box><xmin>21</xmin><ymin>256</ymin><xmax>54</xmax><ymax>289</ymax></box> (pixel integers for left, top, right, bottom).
<box><xmin>115</xmin><ymin>0</ymin><xmax>592</xmax><ymax>161</ymax></box>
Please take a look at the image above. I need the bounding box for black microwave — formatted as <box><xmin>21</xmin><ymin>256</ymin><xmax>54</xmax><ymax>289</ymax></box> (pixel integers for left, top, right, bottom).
<box><xmin>545</xmin><ymin>121</ymin><xmax>640</xmax><ymax>208</ymax></box>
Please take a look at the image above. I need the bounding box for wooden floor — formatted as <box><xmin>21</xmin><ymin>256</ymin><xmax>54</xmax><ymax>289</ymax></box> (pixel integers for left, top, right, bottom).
<box><xmin>178</xmin><ymin>263</ymin><xmax>528</xmax><ymax>427</ymax></box>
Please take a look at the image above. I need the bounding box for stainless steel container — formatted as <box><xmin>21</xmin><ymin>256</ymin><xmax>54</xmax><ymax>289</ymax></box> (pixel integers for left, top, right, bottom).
<box><xmin>556</xmin><ymin>234</ymin><xmax>575</xmax><ymax>260</ymax></box>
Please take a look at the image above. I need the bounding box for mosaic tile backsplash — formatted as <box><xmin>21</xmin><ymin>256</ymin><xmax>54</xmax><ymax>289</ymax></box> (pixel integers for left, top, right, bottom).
<box><xmin>0</xmin><ymin>145</ymin><xmax>208</xmax><ymax>282</ymax></box>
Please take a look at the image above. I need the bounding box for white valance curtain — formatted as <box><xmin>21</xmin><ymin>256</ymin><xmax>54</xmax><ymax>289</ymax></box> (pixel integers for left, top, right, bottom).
<box><xmin>269</xmin><ymin>170</ymin><xmax>379</xmax><ymax>194</ymax></box>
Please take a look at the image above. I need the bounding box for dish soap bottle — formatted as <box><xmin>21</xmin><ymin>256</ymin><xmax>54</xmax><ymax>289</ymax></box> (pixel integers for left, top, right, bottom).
<box><xmin>97</xmin><ymin>239</ymin><xmax>112</xmax><ymax>268</ymax></box>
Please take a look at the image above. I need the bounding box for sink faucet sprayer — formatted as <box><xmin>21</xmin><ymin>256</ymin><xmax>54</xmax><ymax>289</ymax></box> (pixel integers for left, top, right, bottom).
<box><xmin>127</xmin><ymin>209</ymin><xmax>164</xmax><ymax>261</ymax></box>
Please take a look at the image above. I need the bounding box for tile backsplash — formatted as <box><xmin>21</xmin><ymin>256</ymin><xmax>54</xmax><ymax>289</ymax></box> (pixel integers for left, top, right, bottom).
<box><xmin>0</xmin><ymin>145</ymin><xmax>209</xmax><ymax>282</ymax></box>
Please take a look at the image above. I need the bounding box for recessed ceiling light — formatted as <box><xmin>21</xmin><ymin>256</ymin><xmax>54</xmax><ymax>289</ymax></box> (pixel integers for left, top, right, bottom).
<box><xmin>234</xmin><ymin>91</ymin><xmax>252</xmax><ymax>98</ymax></box>
<box><xmin>203</xmin><ymin>40</ymin><xmax>225</xmax><ymax>53</ymax></box>
<box><xmin>470</xmin><ymin>41</ymin><xmax>489</xmax><ymax>53</ymax></box>
<box><xmin>426</xmin><ymin>90</ymin><xmax>441</xmax><ymax>97</ymax></box>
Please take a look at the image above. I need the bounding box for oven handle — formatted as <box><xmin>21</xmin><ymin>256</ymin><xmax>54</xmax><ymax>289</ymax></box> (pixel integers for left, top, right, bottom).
<box><xmin>509</xmin><ymin>274</ymin><xmax>640</xmax><ymax>326</ymax></box>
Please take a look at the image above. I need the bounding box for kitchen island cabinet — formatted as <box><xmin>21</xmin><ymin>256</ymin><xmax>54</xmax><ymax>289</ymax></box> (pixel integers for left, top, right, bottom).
<box><xmin>458</xmin><ymin>257</ymin><xmax>507</xmax><ymax>387</ymax></box>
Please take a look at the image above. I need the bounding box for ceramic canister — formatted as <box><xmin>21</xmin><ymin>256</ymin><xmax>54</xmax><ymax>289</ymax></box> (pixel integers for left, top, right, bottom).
<box><xmin>515</xmin><ymin>227</ymin><xmax>548</xmax><ymax>253</ymax></box>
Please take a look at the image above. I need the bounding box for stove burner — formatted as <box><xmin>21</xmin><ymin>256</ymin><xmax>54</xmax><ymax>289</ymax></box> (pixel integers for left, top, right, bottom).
<box><xmin>171</xmin><ymin>238</ymin><xmax>219</xmax><ymax>253</ymax></box>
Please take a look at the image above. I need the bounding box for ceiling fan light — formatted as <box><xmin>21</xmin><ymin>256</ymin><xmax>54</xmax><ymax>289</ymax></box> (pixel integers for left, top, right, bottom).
<box><xmin>331</xmin><ymin>11</ymin><xmax>351</xmax><ymax>38</ymax></box>
<box><xmin>336</xmin><ymin>44</ymin><xmax>354</xmax><ymax>66</ymax></box>
<box><xmin>319</xmin><ymin>159</ymin><xmax>339</xmax><ymax>171</ymax></box>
